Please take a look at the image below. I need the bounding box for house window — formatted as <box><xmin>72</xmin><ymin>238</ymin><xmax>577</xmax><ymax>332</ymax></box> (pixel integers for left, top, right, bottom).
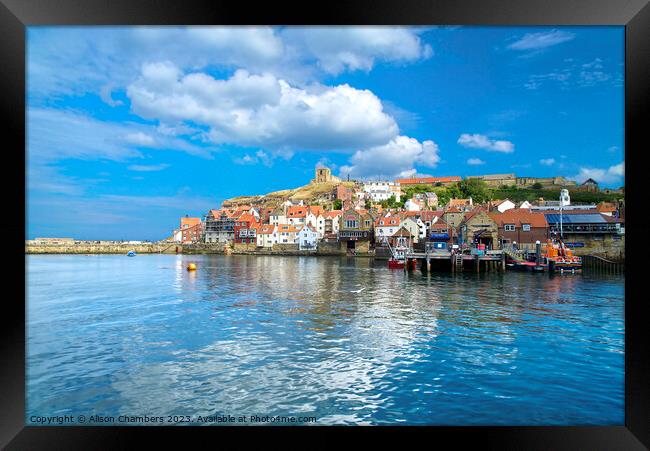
<box><xmin>504</xmin><ymin>224</ymin><xmax>516</xmax><ymax>231</ymax></box>
<box><xmin>522</xmin><ymin>224</ymin><xmax>531</xmax><ymax>231</ymax></box>
<box><xmin>345</xmin><ymin>220</ymin><xmax>359</xmax><ymax>228</ymax></box>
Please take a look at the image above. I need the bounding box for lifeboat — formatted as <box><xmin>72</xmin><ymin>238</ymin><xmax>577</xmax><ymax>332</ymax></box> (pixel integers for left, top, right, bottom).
<box><xmin>544</xmin><ymin>239</ymin><xmax>582</xmax><ymax>272</ymax></box>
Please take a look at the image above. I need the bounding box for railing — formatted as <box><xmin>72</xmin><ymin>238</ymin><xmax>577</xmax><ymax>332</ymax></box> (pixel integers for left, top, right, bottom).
<box><xmin>582</xmin><ymin>255</ymin><xmax>624</xmax><ymax>274</ymax></box>
<box><xmin>502</xmin><ymin>244</ymin><xmax>525</xmax><ymax>262</ymax></box>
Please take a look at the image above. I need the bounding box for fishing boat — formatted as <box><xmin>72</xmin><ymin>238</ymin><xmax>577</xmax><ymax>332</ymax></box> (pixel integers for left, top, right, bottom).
<box><xmin>543</xmin><ymin>238</ymin><xmax>582</xmax><ymax>272</ymax></box>
<box><xmin>384</xmin><ymin>238</ymin><xmax>417</xmax><ymax>270</ymax></box>
<box><xmin>127</xmin><ymin>250</ymin><xmax>137</xmax><ymax>257</ymax></box>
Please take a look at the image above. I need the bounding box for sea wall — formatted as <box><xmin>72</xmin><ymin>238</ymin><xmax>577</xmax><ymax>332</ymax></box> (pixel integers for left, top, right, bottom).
<box><xmin>25</xmin><ymin>241</ymin><xmax>180</xmax><ymax>254</ymax></box>
<box><xmin>568</xmin><ymin>234</ymin><xmax>625</xmax><ymax>261</ymax></box>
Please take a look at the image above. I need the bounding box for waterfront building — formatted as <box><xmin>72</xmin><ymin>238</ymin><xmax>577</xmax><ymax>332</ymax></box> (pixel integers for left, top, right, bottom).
<box><xmin>204</xmin><ymin>209</ymin><xmax>235</xmax><ymax>243</ymax></box>
<box><xmin>458</xmin><ymin>208</ymin><xmax>499</xmax><ymax>248</ymax></box>
<box><xmin>233</xmin><ymin>213</ymin><xmax>259</xmax><ymax>244</ymax></box>
<box><xmin>305</xmin><ymin>206</ymin><xmax>326</xmax><ymax>238</ymax></box>
<box><xmin>489</xmin><ymin>209</ymin><xmax>549</xmax><ymax>249</ymax></box>
<box><xmin>296</xmin><ymin>224</ymin><xmax>319</xmax><ymax>250</ymax></box>
<box><xmin>374</xmin><ymin>216</ymin><xmax>403</xmax><ymax>242</ymax></box>
<box><xmin>544</xmin><ymin>210</ymin><xmax>620</xmax><ymax>236</ymax></box>
<box><xmin>394</xmin><ymin>175</ymin><xmax>461</xmax><ymax>187</ymax></box>
<box><xmin>180</xmin><ymin>216</ymin><xmax>203</xmax><ymax>244</ymax></box>
<box><xmin>256</xmin><ymin>224</ymin><xmax>278</xmax><ymax>248</ymax></box>
<box><xmin>277</xmin><ymin>224</ymin><xmax>299</xmax><ymax>244</ymax></box>
<box><xmin>338</xmin><ymin>208</ymin><xmax>374</xmax><ymax>253</ymax></box>
<box><xmin>427</xmin><ymin>217</ymin><xmax>452</xmax><ymax>245</ymax></box>
<box><xmin>323</xmin><ymin>210</ymin><xmax>343</xmax><ymax>240</ymax></box>
<box><xmin>384</xmin><ymin>226</ymin><xmax>415</xmax><ymax>248</ymax></box>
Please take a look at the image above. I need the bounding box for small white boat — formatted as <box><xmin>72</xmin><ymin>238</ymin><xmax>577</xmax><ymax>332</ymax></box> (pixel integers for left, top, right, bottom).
<box><xmin>127</xmin><ymin>250</ymin><xmax>137</xmax><ymax>257</ymax></box>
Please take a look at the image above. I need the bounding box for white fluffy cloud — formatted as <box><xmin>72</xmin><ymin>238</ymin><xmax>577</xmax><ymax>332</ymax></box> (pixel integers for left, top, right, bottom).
<box><xmin>540</xmin><ymin>158</ymin><xmax>555</xmax><ymax>166</ymax></box>
<box><xmin>457</xmin><ymin>133</ymin><xmax>515</xmax><ymax>153</ymax></box>
<box><xmin>127</xmin><ymin>63</ymin><xmax>399</xmax><ymax>151</ymax></box>
<box><xmin>282</xmin><ymin>27</ymin><xmax>432</xmax><ymax>75</ymax></box>
<box><xmin>467</xmin><ymin>158</ymin><xmax>485</xmax><ymax>165</ymax></box>
<box><xmin>29</xmin><ymin>26</ymin><xmax>433</xmax><ymax>100</ymax></box>
<box><xmin>339</xmin><ymin>136</ymin><xmax>440</xmax><ymax>179</ymax></box>
<box><xmin>571</xmin><ymin>162</ymin><xmax>624</xmax><ymax>186</ymax></box>
<box><xmin>508</xmin><ymin>29</ymin><xmax>575</xmax><ymax>50</ymax></box>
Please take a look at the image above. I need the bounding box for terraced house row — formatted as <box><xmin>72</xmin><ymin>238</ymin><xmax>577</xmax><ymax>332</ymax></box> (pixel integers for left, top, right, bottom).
<box><xmin>172</xmin><ymin>190</ymin><xmax>624</xmax><ymax>258</ymax></box>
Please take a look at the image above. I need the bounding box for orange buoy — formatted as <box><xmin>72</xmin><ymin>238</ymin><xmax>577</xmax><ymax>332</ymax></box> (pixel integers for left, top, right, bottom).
<box><xmin>187</xmin><ymin>263</ymin><xmax>197</xmax><ymax>271</ymax></box>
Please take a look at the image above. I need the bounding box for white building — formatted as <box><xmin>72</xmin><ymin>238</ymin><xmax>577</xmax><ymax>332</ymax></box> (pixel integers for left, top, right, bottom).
<box><xmin>256</xmin><ymin>224</ymin><xmax>278</xmax><ymax>248</ymax></box>
<box><xmin>404</xmin><ymin>198</ymin><xmax>423</xmax><ymax>211</ymax></box>
<box><xmin>375</xmin><ymin>216</ymin><xmax>402</xmax><ymax>241</ymax></box>
<box><xmin>493</xmin><ymin>199</ymin><xmax>516</xmax><ymax>213</ymax></box>
<box><xmin>305</xmin><ymin>206</ymin><xmax>326</xmax><ymax>238</ymax></box>
<box><xmin>362</xmin><ymin>181</ymin><xmax>401</xmax><ymax>203</ymax></box>
<box><xmin>296</xmin><ymin>225</ymin><xmax>319</xmax><ymax>249</ymax></box>
<box><xmin>277</xmin><ymin>224</ymin><xmax>299</xmax><ymax>244</ymax></box>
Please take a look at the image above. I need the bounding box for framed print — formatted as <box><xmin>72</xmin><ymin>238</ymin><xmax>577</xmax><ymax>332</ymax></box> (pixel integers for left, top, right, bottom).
<box><xmin>2</xmin><ymin>0</ymin><xmax>648</xmax><ymax>448</ymax></box>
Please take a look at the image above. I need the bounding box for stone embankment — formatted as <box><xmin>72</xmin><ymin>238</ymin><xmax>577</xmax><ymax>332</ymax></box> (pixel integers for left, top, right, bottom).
<box><xmin>25</xmin><ymin>241</ymin><xmax>181</xmax><ymax>254</ymax></box>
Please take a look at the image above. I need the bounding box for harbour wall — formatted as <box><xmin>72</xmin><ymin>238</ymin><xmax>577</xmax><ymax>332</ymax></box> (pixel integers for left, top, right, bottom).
<box><xmin>25</xmin><ymin>241</ymin><xmax>180</xmax><ymax>254</ymax></box>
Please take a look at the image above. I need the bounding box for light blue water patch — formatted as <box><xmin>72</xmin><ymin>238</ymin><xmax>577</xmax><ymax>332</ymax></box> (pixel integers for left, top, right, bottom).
<box><xmin>26</xmin><ymin>254</ymin><xmax>624</xmax><ymax>425</ymax></box>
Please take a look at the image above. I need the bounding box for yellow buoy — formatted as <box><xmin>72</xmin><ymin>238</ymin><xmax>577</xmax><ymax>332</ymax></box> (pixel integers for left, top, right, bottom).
<box><xmin>187</xmin><ymin>263</ymin><xmax>197</xmax><ymax>271</ymax></box>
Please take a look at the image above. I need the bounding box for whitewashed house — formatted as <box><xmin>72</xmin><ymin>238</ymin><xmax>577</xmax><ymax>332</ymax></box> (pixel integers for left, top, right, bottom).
<box><xmin>286</xmin><ymin>206</ymin><xmax>308</xmax><ymax>226</ymax></box>
<box><xmin>404</xmin><ymin>198</ymin><xmax>423</xmax><ymax>211</ymax></box>
<box><xmin>296</xmin><ymin>225</ymin><xmax>319</xmax><ymax>250</ymax></box>
<box><xmin>269</xmin><ymin>206</ymin><xmax>286</xmax><ymax>226</ymax></box>
<box><xmin>277</xmin><ymin>224</ymin><xmax>299</xmax><ymax>244</ymax></box>
<box><xmin>256</xmin><ymin>224</ymin><xmax>278</xmax><ymax>248</ymax></box>
<box><xmin>374</xmin><ymin>216</ymin><xmax>402</xmax><ymax>242</ymax></box>
<box><xmin>362</xmin><ymin>181</ymin><xmax>401</xmax><ymax>202</ymax></box>
<box><xmin>306</xmin><ymin>206</ymin><xmax>326</xmax><ymax>238</ymax></box>
<box><xmin>519</xmin><ymin>200</ymin><xmax>532</xmax><ymax>209</ymax></box>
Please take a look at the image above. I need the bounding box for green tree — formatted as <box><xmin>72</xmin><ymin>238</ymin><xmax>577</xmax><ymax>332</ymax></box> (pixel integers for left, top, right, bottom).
<box><xmin>364</xmin><ymin>199</ymin><xmax>372</xmax><ymax>210</ymax></box>
<box><xmin>531</xmin><ymin>182</ymin><xmax>543</xmax><ymax>190</ymax></box>
<box><xmin>332</xmin><ymin>199</ymin><xmax>343</xmax><ymax>210</ymax></box>
<box><xmin>457</xmin><ymin>179</ymin><xmax>490</xmax><ymax>203</ymax></box>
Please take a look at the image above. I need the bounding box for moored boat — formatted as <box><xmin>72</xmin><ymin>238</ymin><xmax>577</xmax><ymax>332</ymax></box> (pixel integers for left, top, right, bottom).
<box><xmin>544</xmin><ymin>239</ymin><xmax>581</xmax><ymax>273</ymax></box>
<box><xmin>127</xmin><ymin>250</ymin><xmax>137</xmax><ymax>257</ymax></box>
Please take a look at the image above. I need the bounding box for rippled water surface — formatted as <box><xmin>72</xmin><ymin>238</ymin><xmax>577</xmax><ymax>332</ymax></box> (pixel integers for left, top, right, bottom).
<box><xmin>27</xmin><ymin>254</ymin><xmax>624</xmax><ymax>425</ymax></box>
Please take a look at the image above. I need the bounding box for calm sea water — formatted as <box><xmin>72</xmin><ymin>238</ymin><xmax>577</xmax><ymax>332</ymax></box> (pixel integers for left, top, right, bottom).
<box><xmin>26</xmin><ymin>254</ymin><xmax>624</xmax><ymax>425</ymax></box>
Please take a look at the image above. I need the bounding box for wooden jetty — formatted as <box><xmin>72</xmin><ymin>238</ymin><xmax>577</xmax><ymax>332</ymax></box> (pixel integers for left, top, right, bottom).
<box><xmin>405</xmin><ymin>250</ymin><xmax>506</xmax><ymax>273</ymax></box>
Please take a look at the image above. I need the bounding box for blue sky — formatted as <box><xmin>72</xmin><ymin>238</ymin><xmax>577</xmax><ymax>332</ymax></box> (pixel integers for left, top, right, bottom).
<box><xmin>27</xmin><ymin>26</ymin><xmax>624</xmax><ymax>240</ymax></box>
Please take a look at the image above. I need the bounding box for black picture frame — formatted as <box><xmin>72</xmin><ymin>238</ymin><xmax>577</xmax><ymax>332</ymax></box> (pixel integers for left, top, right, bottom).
<box><xmin>2</xmin><ymin>0</ymin><xmax>647</xmax><ymax>448</ymax></box>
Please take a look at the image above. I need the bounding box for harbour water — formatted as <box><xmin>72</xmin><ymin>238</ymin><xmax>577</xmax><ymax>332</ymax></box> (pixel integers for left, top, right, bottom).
<box><xmin>26</xmin><ymin>254</ymin><xmax>625</xmax><ymax>425</ymax></box>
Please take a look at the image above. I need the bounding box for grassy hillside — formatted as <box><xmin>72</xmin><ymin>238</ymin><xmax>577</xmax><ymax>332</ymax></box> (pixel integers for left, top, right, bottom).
<box><xmin>222</xmin><ymin>181</ymin><xmax>356</xmax><ymax>208</ymax></box>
